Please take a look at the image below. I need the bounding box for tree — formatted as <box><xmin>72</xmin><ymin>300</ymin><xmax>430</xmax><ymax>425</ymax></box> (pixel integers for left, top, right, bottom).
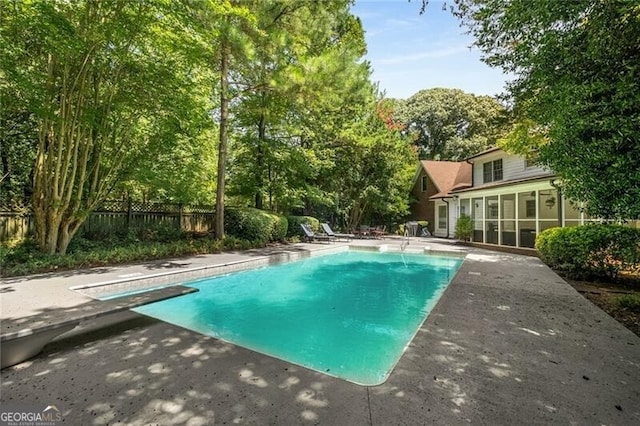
<box><xmin>395</xmin><ymin>88</ymin><xmax>507</xmax><ymax>160</ymax></box>
<box><xmin>326</xmin><ymin>98</ymin><xmax>417</xmax><ymax>229</ymax></box>
<box><xmin>225</xmin><ymin>0</ymin><xmax>373</xmax><ymax>215</ymax></box>
<box><xmin>455</xmin><ymin>0</ymin><xmax>640</xmax><ymax>219</ymax></box>
<box><xmin>186</xmin><ymin>1</ymin><xmax>258</xmax><ymax>239</ymax></box>
<box><xmin>1</xmin><ymin>1</ymin><xmax>210</xmax><ymax>253</ymax></box>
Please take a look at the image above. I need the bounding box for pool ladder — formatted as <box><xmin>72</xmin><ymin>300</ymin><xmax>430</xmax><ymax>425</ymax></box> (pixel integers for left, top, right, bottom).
<box><xmin>400</xmin><ymin>228</ymin><xmax>409</xmax><ymax>267</ymax></box>
<box><xmin>401</xmin><ymin>228</ymin><xmax>409</xmax><ymax>251</ymax></box>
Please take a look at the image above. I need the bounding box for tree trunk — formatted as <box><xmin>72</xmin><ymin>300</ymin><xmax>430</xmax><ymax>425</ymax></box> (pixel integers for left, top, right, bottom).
<box><xmin>215</xmin><ymin>38</ymin><xmax>230</xmax><ymax>239</ymax></box>
<box><xmin>254</xmin><ymin>112</ymin><xmax>265</xmax><ymax>210</ymax></box>
<box><xmin>57</xmin><ymin>221</ymin><xmax>72</xmax><ymax>256</ymax></box>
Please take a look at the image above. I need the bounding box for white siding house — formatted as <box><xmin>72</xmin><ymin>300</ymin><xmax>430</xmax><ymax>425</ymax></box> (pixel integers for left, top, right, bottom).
<box><xmin>451</xmin><ymin>147</ymin><xmax>597</xmax><ymax>248</ymax></box>
<box><xmin>471</xmin><ymin>148</ymin><xmax>549</xmax><ymax>186</ymax></box>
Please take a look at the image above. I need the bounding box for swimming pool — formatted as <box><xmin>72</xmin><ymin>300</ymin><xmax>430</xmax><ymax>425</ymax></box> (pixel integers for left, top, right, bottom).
<box><xmin>133</xmin><ymin>250</ymin><xmax>463</xmax><ymax>385</ymax></box>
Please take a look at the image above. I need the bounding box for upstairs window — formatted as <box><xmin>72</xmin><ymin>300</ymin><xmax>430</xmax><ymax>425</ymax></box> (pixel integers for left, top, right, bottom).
<box><xmin>421</xmin><ymin>175</ymin><xmax>428</xmax><ymax>192</ymax></box>
<box><xmin>483</xmin><ymin>159</ymin><xmax>503</xmax><ymax>183</ymax></box>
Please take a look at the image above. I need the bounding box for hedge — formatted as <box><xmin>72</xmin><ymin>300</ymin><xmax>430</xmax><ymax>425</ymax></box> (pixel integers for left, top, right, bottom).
<box><xmin>286</xmin><ymin>215</ymin><xmax>320</xmax><ymax>238</ymax></box>
<box><xmin>224</xmin><ymin>207</ymin><xmax>288</xmax><ymax>243</ymax></box>
<box><xmin>536</xmin><ymin>224</ymin><xmax>640</xmax><ymax>280</ymax></box>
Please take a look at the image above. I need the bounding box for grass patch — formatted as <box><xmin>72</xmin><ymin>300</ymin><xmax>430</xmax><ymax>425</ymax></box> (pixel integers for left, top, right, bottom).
<box><xmin>618</xmin><ymin>294</ymin><xmax>640</xmax><ymax>313</ymax></box>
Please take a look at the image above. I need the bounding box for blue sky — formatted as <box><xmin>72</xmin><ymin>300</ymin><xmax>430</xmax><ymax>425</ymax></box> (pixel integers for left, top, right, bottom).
<box><xmin>351</xmin><ymin>0</ymin><xmax>510</xmax><ymax>99</ymax></box>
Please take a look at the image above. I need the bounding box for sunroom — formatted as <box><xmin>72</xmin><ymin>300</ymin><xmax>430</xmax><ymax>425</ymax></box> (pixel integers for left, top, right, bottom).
<box><xmin>452</xmin><ymin>177</ymin><xmax>597</xmax><ymax>249</ymax></box>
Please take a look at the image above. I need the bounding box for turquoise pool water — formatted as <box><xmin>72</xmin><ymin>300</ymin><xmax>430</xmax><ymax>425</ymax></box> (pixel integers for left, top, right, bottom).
<box><xmin>134</xmin><ymin>250</ymin><xmax>463</xmax><ymax>385</ymax></box>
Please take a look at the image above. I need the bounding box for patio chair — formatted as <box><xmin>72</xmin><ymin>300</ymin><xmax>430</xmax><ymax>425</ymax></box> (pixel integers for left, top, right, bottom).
<box><xmin>300</xmin><ymin>223</ymin><xmax>333</xmax><ymax>243</ymax></box>
<box><xmin>321</xmin><ymin>223</ymin><xmax>355</xmax><ymax>241</ymax></box>
<box><xmin>353</xmin><ymin>224</ymin><xmax>372</xmax><ymax>239</ymax></box>
<box><xmin>370</xmin><ymin>225</ymin><xmax>387</xmax><ymax>239</ymax></box>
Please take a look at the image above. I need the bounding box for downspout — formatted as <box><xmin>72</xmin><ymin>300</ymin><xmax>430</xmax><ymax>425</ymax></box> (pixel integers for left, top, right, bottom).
<box><xmin>466</xmin><ymin>159</ymin><xmax>474</xmax><ymax>187</ymax></box>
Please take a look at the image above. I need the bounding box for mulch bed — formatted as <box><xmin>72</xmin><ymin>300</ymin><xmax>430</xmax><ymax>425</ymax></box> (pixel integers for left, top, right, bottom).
<box><xmin>565</xmin><ymin>277</ymin><xmax>640</xmax><ymax>338</ymax></box>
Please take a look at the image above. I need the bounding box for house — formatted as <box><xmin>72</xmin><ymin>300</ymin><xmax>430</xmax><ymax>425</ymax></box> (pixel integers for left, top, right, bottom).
<box><xmin>410</xmin><ymin>147</ymin><xmax>600</xmax><ymax>249</ymax></box>
<box><xmin>408</xmin><ymin>160</ymin><xmax>472</xmax><ymax>237</ymax></box>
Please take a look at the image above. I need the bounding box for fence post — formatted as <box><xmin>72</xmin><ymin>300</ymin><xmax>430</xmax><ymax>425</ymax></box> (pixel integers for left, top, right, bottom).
<box><xmin>178</xmin><ymin>203</ymin><xmax>184</xmax><ymax>231</ymax></box>
<box><xmin>127</xmin><ymin>198</ymin><xmax>132</xmax><ymax>231</ymax></box>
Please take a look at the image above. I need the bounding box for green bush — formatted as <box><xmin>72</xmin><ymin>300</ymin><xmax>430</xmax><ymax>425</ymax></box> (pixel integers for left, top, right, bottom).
<box><xmin>454</xmin><ymin>214</ymin><xmax>473</xmax><ymax>241</ymax></box>
<box><xmin>224</xmin><ymin>207</ymin><xmax>287</xmax><ymax>243</ymax></box>
<box><xmin>0</xmin><ymin>235</ymin><xmax>276</xmax><ymax>277</ymax></box>
<box><xmin>286</xmin><ymin>215</ymin><xmax>320</xmax><ymax>237</ymax></box>
<box><xmin>618</xmin><ymin>294</ymin><xmax>640</xmax><ymax>312</ymax></box>
<box><xmin>271</xmin><ymin>215</ymin><xmax>289</xmax><ymax>242</ymax></box>
<box><xmin>536</xmin><ymin>224</ymin><xmax>640</xmax><ymax>280</ymax></box>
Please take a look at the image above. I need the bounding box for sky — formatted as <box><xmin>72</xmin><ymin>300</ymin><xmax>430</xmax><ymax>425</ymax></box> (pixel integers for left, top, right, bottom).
<box><xmin>351</xmin><ymin>0</ymin><xmax>510</xmax><ymax>99</ymax></box>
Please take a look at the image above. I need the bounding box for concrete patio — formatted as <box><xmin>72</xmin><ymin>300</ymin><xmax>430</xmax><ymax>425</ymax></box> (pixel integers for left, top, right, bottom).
<box><xmin>1</xmin><ymin>238</ymin><xmax>639</xmax><ymax>424</ymax></box>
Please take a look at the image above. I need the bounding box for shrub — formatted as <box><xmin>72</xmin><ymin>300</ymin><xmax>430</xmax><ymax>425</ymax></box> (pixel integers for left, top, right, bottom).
<box><xmin>224</xmin><ymin>207</ymin><xmax>287</xmax><ymax>243</ymax></box>
<box><xmin>536</xmin><ymin>224</ymin><xmax>640</xmax><ymax>280</ymax></box>
<box><xmin>454</xmin><ymin>214</ymin><xmax>473</xmax><ymax>241</ymax></box>
<box><xmin>271</xmin><ymin>215</ymin><xmax>288</xmax><ymax>242</ymax></box>
<box><xmin>286</xmin><ymin>215</ymin><xmax>320</xmax><ymax>237</ymax></box>
<box><xmin>618</xmin><ymin>294</ymin><xmax>640</xmax><ymax>313</ymax></box>
<box><xmin>0</xmin><ymin>236</ymin><xmax>265</xmax><ymax>277</ymax></box>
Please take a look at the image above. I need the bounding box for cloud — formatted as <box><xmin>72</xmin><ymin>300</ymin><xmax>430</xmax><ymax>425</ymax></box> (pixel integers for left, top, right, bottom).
<box><xmin>376</xmin><ymin>45</ymin><xmax>470</xmax><ymax>65</ymax></box>
<box><xmin>384</xmin><ymin>18</ymin><xmax>419</xmax><ymax>27</ymax></box>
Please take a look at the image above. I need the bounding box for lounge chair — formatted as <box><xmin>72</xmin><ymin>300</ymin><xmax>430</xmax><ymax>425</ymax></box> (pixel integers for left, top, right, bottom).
<box><xmin>300</xmin><ymin>224</ymin><xmax>333</xmax><ymax>243</ymax></box>
<box><xmin>321</xmin><ymin>223</ymin><xmax>355</xmax><ymax>241</ymax></box>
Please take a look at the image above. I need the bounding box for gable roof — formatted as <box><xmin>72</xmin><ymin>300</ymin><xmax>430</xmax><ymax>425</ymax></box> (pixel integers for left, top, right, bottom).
<box><xmin>465</xmin><ymin>146</ymin><xmax>502</xmax><ymax>161</ymax></box>
<box><xmin>415</xmin><ymin>160</ymin><xmax>472</xmax><ymax>199</ymax></box>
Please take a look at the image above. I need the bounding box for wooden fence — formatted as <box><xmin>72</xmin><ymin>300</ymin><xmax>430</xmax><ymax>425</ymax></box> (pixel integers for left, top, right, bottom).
<box><xmin>0</xmin><ymin>200</ymin><xmax>215</xmax><ymax>243</ymax></box>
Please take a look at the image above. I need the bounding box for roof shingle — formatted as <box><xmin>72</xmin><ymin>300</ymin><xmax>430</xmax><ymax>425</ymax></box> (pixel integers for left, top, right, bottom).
<box><xmin>419</xmin><ymin>160</ymin><xmax>472</xmax><ymax>199</ymax></box>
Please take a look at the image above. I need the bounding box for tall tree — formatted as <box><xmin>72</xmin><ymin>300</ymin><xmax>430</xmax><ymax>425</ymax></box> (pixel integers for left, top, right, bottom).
<box><xmin>455</xmin><ymin>0</ymin><xmax>640</xmax><ymax>219</ymax></box>
<box><xmin>1</xmin><ymin>0</ymin><xmax>208</xmax><ymax>253</ymax></box>
<box><xmin>329</xmin><ymin>99</ymin><xmax>417</xmax><ymax>229</ymax></box>
<box><xmin>186</xmin><ymin>1</ymin><xmax>257</xmax><ymax>239</ymax></box>
<box><xmin>226</xmin><ymin>0</ymin><xmax>373</xmax><ymax>214</ymax></box>
<box><xmin>395</xmin><ymin>88</ymin><xmax>507</xmax><ymax>160</ymax></box>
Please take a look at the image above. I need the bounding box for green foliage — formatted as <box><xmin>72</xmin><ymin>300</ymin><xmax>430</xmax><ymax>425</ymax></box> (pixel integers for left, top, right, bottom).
<box><xmin>536</xmin><ymin>224</ymin><xmax>640</xmax><ymax>281</ymax></box>
<box><xmin>1</xmin><ymin>0</ymin><xmax>413</xmax><ymax>250</ymax></box>
<box><xmin>395</xmin><ymin>88</ymin><xmax>508</xmax><ymax>160</ymax></box>
<box><xmin>454</xmin><ymin>214</ymin><xmax>473</xmax><ymax>241</ymax></box>
<box><xmin>327</xmin><ymin>101</ymin><xmax>417</xmax><ymax>228</ymax></box>
<box><xmin>225</xmin><ymin>0</ymin><xmax>373</xmax><ymax>214</ymax></box>
<box><xmin>1</xmin><ymin>0</ymin><xmax>218</xmax><ymax>253</ymax></box>
<box><xmin>456</xmin><ymin>0</ymin><xmax>640</xmax><ymax>219</ymax></box>
<box><xmin>0</xmin><ymin>235</ymin><xmax>275</xmax><ymax>277</ymax></box>
<box><xmin>271</xmin><ymin>214</ymin><xmax>289</xmax><ymax>242</ymax></box>
<box><xmin>286</xmin><ymin>216</ymin><xmax>321</xmax><ymax>237</ymax></box>
<box><xmin>224</xmin><ymin>207</ymin><xmax>287</xmax><ymax>243</ymax></box>
<box><xmin>618</xmin><ymin>294</ymin><xmax>640</xmax><ymax>313</ymax></box>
